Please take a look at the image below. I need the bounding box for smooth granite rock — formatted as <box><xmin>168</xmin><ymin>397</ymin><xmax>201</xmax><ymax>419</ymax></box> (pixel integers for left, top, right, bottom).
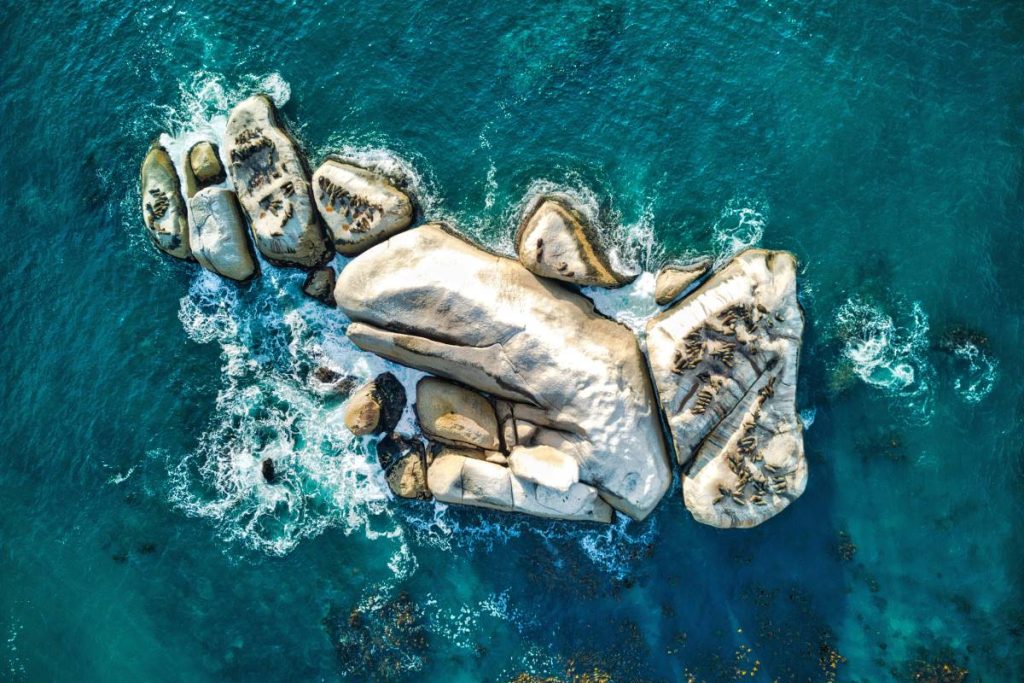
<box><xmin>507</xmin><ymin>445</ymin><xmax>579</xmax><ymax>492</ymax></box>
<box><xmin>188</xmin><ymin>187</ymin><xmax>259</xmax><ymax>283</ymax></box>
<box><xmin>415</xmin><ymin>378</ymin><xmax>500</xmax><ymax>451</ymax></box>
<box><xmin>515</xmin><ymin>195</ymin><xmax>635</xmax><ymax>288</ymax></box>
<box><xmin>377</xmin><ymin>433</ymin><xmax>431</xmax><ymax>500</ymax></box>
<box><xmin>312</xmin><ymin>159</ymin><xmax>414</xmax><ymax>255</ymax></box>
<box><xmin>646</xmin><ymin>249</ymin><xmax>807</xmax><ymax>528</ymax></box>
<box><xmin>302</xmin><ymin>266</ymin><xmax>336</xmax><ymax>306</ymax></box>
<box><xmin>140</xmin><ymin>143</ymin><xmax>191</xmax><ymax>259</ymax></box>
<box><xmin>188</xmin><ymin>141</ymin><xmax>225</xmax><ymax>191</ymax></box>
<box><xmin>343</xmin><ymin>372</ymin><xmax>407</xmax><ymax>436</ymax></box>
<box><xmin>224</xmin><ymin>95</ymin><xmax>331</xmax><ymax>269</ymax></box>
<box><xmin>654</xmin><ymin>257</ymin><xmax>712</xmax><ymax>306</ymax></box>
<box><xmin>335</xmin><ymin>223</ymin><xmax>670</xmax><ymax>520</ymax></box>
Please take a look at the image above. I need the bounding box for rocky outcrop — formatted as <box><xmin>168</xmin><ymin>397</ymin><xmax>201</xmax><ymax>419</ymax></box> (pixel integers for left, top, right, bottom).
<box><xmin>335</xmin><ymin>223</ymin><xmax>670</xmax><ymax>521</ymax></box>
<box><xmin>377</xmin><ymin>433</ymin><xmax>431</xmax><ymax>500</ymax></box>
<box><xmin>427</xmin><ymin>451</ymin><xmax>614</xmax><ymax>522</ymax></box>
<box><xmin>188</xmin><ymin>141</ymin><xmax>225</xmax><ymax>191</ymax></box>
<box><xmin>312</xmin><ymin>159</ymin><xmax>415</xmax><ymax>255</ymax></box>
<box><xmin>507</xmin><ymin>445</ymin><xmax>579</xmax><ymax>492</ymax></box>
<box><xmin>302</xmin><ymin>267</ymin><xmax>336</xmax><ymax>306</ymax></box>
<box><xmin>188</xmin><ymin>188</ymin><xmax>260</xmax><ymax>283</ymax></box>
<box><xmin>654</xmin><ymin>257</ymin><xmax>712</xmax><ymax>306</ymax></box>
<box><xmin>646</xmin><ymin>249</ymin><xmax>807</xmax><ymax>528</ymax></box>
<box><xmin>140</xmin><ymin>143</ymin><xmax>191</xmax><ymax>260</ymax></box>
<box><xmin>415</xmin><ymin>378</ymin><xmax>500</xmax><ymax>451</ymax></box>
<box><xmin>515</xmin><ymin>195</ymin><xmax>635</xmax><ymax>288</ymax></box>
<box><xmin>343</xmin><ymin>372</ymin><xmax>407</xmax><ymax>436</ymax></box>
<box><xmin>224</xmin><ymin>95</ymin><xmax>331</xmax><ymax>269</ymax></box>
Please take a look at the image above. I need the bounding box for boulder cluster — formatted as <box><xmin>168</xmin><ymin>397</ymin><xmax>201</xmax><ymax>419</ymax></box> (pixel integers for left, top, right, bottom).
<box><xmin>142</xmin><ymin>94</ymin><xmax>809</xmax><ymax>529</ymax></box>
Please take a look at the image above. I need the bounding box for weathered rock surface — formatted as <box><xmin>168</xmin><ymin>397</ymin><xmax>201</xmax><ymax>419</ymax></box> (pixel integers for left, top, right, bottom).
<box><xmin>335</xmin><ymin>223</ymin><xmax>670</xmax><ymax>520</ymax></box>
<box><xmin>343</xmin><ymin>372</ymin><xmax>407</xmax><ymax>436</ymax></box>
<box><xmin>312</xmin><ymin>159</ymin><xmax>415</xmax><ymax>255</ymax></box>
<box><xmin>224</xmin><ymin>95</ymin><xmax>331</xmax><ymax>269</ymax></box>
<box><xmin>188</xmin><ymin>187</ymin><xmax>260</xmax><ymax>283</ymax></box>
<box><xmin>189</xmin><ymin>141</ymin><xmax>226</xmax><ymax>191</ymax></box>
<box><xmin>646</xmin><ymin>249</ymin><xmax>807</xmax><ymax>528</ymax></box>
<box><xmin>426</xmin><ymin>452</ymin><xmax>614</xmax><ymax>522</ymax></box>
<box><xmin>308</xmin><ymin>365</ymin><xmax>358</xmax><ymax>397</ymax></box>
<box><xmin>515</xmin><ymin>195</ymin><xmax>635</xmax><ymax>288</ymax></box>
<box><xmin>377</xmin><ymin>433</ymin><xmax>431</xmax><ymax>500</ymax></box>
<box><xmin>507</xmin><ymin>445</ymin><xmax>579</xmax><ymax>492</ymax></box>
<box><xmin>302</xmin><ymin>266</ymin><xmax>336</xmax><ymax>306</ymax></box>
<box><xmin>140</xmin><ymin>143</ymin><xmax>191</xmax><ymax>259</ymax></box>
<box><xmin>654</xmin><ymin>257</ymin><xmax>712</xmax><ymax>306</ymax></box>
<box><xmin>415</xmin><ymin>378</ymin><xmax>500</xmax><ymax>451</ymax></box>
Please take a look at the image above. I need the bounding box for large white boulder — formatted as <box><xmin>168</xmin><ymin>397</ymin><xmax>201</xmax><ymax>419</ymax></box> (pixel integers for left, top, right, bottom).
<box><xmin>187</xmin><ymin>188</ymin><xmax>259</xmax><ymax>283</ymax></box>
<box><xmin>507</xmin><ymin>445</ymin><xmax>580</xmax><ymax>492</ymax></box>
<box><xmin>224</xmin><ymin>95</ymin><xmax>331</xmax><ymax>269</ymax></box>
<box><xmin>140</xmin><ymin>143</ymin><xmax>191</xmax><ymax>260</ymax></box>
<box><xmin>335</xmin><ymin>223</ymin><xmax>670</xmax><ymax>520</ymax></box>
<box><xmin>646</xmin><ymin>249</ymin><xmax>807</xmax><ymax>528</ymax></box>
<box><xmin>312</xmin><ymin>159</ymin><xmax>414</xmax><ymax>255</ymax></box>
<box><xmin>415</xmin><ymin>377</ymin><xmax>500</xmax><ymax>451</ymax></box>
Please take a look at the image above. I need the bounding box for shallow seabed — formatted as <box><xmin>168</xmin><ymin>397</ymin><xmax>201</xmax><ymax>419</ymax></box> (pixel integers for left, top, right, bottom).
<box><xmin>1</xmin><ymin>1</ymin><xmax>1022</xmax><ymax>681</ymax></box>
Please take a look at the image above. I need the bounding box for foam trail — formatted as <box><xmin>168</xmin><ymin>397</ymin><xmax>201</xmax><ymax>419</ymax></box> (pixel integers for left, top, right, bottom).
<box><xmin>710</xmin><ymin>199</ymin><xmax>767</xmax><ymax>266</ymax></box>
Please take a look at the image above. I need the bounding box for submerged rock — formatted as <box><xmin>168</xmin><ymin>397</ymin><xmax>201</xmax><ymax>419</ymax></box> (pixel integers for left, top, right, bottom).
<box><xmin>343</xmin><ymin>372</ymin><xmax>407</xmax><ymax>436</ymax></box>
<box><xmin>188</xmin><ymin>140</ymin><xmax>225</xmax><ymax>192</ymax></box>
<box><xmin>335</xmin><ymin>223</ymin><xmax>670</xmax><ymax>520</ymax></box>
<box><xmin>654</xmin><ymin>257</ymin><xmax>712</xmax><ymax>306</ymax></box>
<box><xmin>302</xmin><ymin>266</ymin><xmax>336</xmax><ymax>306</ymax></box>
<box><xmin>515</xmin><ymin>195</ymin><xmax>635</xmax><ymax>288</ymax></box>
<box><xmin>646</xmin><ymin>249</ymin><xmax>807</xmax><ymax>528</ymax></box>
<box><xmin>140</xmin><ymin>143</ymin><xmax>191</xmax><ymax>259</ymax></box>
<box><xmin>312</xmin><ymin>159</ymin><xmax>415</xmax><ymax>255</ymax></box>
<box><xmin>376</xmin><ymin>433</ymin><xmax>431</xmax><ymax>500</ymax></box>
<box><xmin>224</xmin><ymin>95</ymin><xmax>331</xmax><ymax>269</ymax></box>
<box><xmin>188</xmin><ymin>187</ymin><xmax>260</xmax><ymax>283</ymax></box>
<box><xmin>415</xmin><ymin>377</ymin><xmax>500</xmax><ymax>451</ymax></box>
<box><xmin>261</xmin><ymin>457</ymin><xmax>276</xmax><ymax>483</ymax></box>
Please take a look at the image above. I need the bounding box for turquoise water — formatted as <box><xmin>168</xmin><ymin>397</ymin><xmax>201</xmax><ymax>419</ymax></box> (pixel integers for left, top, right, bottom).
<box><xmin>2</xmin><ymin>0</ymin><xmax>1022</xmax><ymax>680</ymax></box>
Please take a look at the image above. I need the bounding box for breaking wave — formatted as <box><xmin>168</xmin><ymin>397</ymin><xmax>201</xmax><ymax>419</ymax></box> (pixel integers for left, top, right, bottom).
<box><xmin>711</xmin><ymin>199</ymin><xmax>767</xmax><ymax>266</ymax></box>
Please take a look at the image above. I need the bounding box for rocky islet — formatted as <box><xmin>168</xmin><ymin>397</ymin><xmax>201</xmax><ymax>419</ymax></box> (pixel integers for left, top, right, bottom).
<box><xmin>140</xmin><ymin>94</ymin><xmax>809</xmax><ymax>529</ymax></box>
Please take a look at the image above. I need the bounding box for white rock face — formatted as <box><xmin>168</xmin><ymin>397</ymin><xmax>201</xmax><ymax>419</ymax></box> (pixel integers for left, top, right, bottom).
<box><xmin>507</xmin><ymin>445</ymin><xmax>580</xmax><ymax>492</ymax></box>
<box><xmin>224</xmin><ymin>95</ymin><xmax>331</xmax><ymax>269</ymax></box>
<box><xmin>336</xmin><ymin>223</ymin><xmax>670</xmax><ymax>520</ymax></box>
<box><xmin>312</xmin><ymin>159</ymin><xmax>414</xmax><ymax>255</ymax></box>
<box><xmin>515</xmin><ymin>196</ymin><xmax>635</xmax><ymax>288</ymax></box>
<box><xmin>646</xmin><ymin>249</ymin><xmax>807</xmax><ymax>528</ymax></box>
<box><xmin>188</xmin><ymin>188</ymin><xmax>259</xmax><ymax>283</ymax></box>
<box><xmin>140</xmin><ymin>144</ymin><xmax>191</xmax><ymax>260</ymax></box>
<box><xmin>416</xmin><ymin>377</ymin><xmax>500</xmax><ymax>451</ymax></box>
<box><xmin>427</xmin><ymin>452</ymin><xmax>613</xmax><ymax>522</ymax></box>
<box><xmin>654</xmin><ymin>257</ymin><xmax>712</xmax><ymax>306</ymax></box>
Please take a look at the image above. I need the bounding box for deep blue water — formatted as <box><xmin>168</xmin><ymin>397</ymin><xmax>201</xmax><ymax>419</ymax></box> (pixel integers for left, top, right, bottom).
<box><xmin>2</xmin><ymin>1</ymin><xmax>1023</xmax><ymax>681</ymax></box>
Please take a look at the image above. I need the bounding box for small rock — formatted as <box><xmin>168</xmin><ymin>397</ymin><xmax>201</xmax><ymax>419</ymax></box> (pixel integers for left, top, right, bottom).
<box><xmin>515</xmin><ymin>195</ymin><xmax>635</xmax><ymax>288</ymax></box>
<box><xmin>376</xmin><ymin>433</ymin><xmax>431</xmax><ymax>499</ymax></box>
<box><xmin>654</xmin><ymin>257</ymin><xmax>712</xmax><ymax>306</ymax></box>
<box><xmin>188</xmin><ymin>140</ymin><xmax>226</xmax><ymax>190</ymax></box>
<box><xmin>415</xmin><ymin>377</ymin><xmax>500</xmax><ymax>451</ymax></box>
<box><xmin>188</xmin><ymin>187</ymin><xmax>260</xmax><ymax>283</ymax></box>
<box><xmin>140</xmin><ymin>143</ymin><xmax>191</xmax><ymax>259</ymax></box>
<box><xmin>302</xmin><ymin>266</ymin><xmax>336</xmax><ymax>306</ymax></box>
<box><xmin>344</xmin><ymin>372</ymin><xmax>406</xmax><ymax>436</ymax></box>
<box><xmin>261</xmin><ymin>457</ymin><xmax>276</xmax><ymax>483</ymax></box>
<box><xmin>309</xmin><ymin>365</ymin><xmax>358</xmax><ymax>397</ymax></box>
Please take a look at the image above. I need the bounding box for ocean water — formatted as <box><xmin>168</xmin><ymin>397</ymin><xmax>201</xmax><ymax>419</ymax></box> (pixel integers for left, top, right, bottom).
<box><xmin>1</xmin><ymin>1</ymin><xmax>1022</xmax><ymax>681</ymax></box>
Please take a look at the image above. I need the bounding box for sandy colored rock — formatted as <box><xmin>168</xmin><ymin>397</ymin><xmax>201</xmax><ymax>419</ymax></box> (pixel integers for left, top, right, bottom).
<box><xmin>312</xmin><ymin>159</ymin><xmax>414</xmax><ymax>255</ymax></box>
<box><xmin>224</xmin><ymin>95</ymin><xmax>331</xmax><ymax>269</ymax></box>
<box><xmin>189</xmin><ymin>141</ymin><xmax>225</xmax><ymax>190</ymax></box>
<box><xmin>646</xmin><ymin>249</ymin><xmax>807</xmax><ymax>528</ymax></box>
<box><xmin>188</xmin><ymin>187</ymin><xmax>259</xmax><ymax>283</ymax></box>
<box><xmin>343</xmin><ymin>372</ymin><xmax>407</xmax><ymax>436</ymax></box>
<box><xmin>654</xmin><ymin>257</ymin><xmax>712</xmax><ymax>306</ymax></box>
<box><xmin>335</xmin><ymin>223</ymin><xmax>670</xmax><ymax>520</ymax></box>
<box><xmin>140</xmin><ymin>143</ymin><xmax>191</xmax><ymax>259</ymax></box>
<box><xmin>515</xmin><ymin>195</ymin><xmax>635</xmax><ymax>288</ymax></box>
<box><xmin>302</xmin><ymin>266</ymin><xmax>336</xmax><ymax>306</ymax></box>
<box><xmin>426</xmin><ymin>452</ymin><xmax>613</xmax><ymax>522</ymax></box>
<box><xmin>377</xmin><ymin>433</ymin><xmax>430</xmax><ymax>500</ymax></box>
<box><xmin>415</xmin><ymin>378</ymin><xmax>500</xmax><ymax>451</ymax></box>
<box><xmin>507</xmin><ymin>445</ymin><xmax>579</xmax><ymax>492</ymax></box>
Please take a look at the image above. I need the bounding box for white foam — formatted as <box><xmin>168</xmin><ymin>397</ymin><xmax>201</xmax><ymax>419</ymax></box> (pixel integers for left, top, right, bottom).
<box><xmin>951</xmin><ymin>340</ymin><xmax>999</xmax><ymax>404</ymax></box>
<box><xmin>710</xmin><ymin>199</ymin><xmax>767</xmax><ymax>266</ymax></box>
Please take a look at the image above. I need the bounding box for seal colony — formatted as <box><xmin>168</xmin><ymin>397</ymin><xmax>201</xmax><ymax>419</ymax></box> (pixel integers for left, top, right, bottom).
<box><xmin>141</xmin><ymin>93</ymin><xmax>809</xmax><ymax>529</ymax></box>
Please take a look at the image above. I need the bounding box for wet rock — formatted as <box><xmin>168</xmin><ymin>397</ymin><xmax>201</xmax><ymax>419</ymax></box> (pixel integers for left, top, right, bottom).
<box><xmin>224</xmin><ymin>95</ymin><xmax>331</xmax><ymax>269</ymax></box>
<box><xmin>335</xmin><ymin>224</ymin><xmax>670</xmax><ymax>520</ymax></box>
<box><xmin>188</xmin><ymin>140</ymin><xmax>225</xmax><ymax>191</ymax></box>
<box><xmin>343</xmin><ymin>372</ymin><xmax>406</xmax><ymax>436</ymax></box>
<box><xmin>654</xmin><ymin>257</ymin><xmax>712</xmax><ymax>305</ymax></box>
<box><xmin>261</xmin><ymin>457</ymin><xmax>276</xmax><ymax>483</ymax></box>
<box><xmin>376</xmin><ymin>433</ymin><xmax>430</xmax><ymax>499</ymax></box>
<box><xmin>302</xmin><ymin>266</ymin><xmax>336</xmax><ymax>306</ymax></box>
<box><xmin>312</xmin><ymin>159</ymin><xmax>415</xmax><ymax>255</ymax></box>
<box><xmin>646</xmin><ymin>249</ymin><xmax>807</xmax><ymax>528</ymax></box>
<box><xmin>415</xmin><ymin>377</ymin><xmax>500</xmax><ymax>451</ymax></box>
<box><xmin>515</xmin><ymin>195</ymin><xmax>636</xmax><ymax>288</ymax></box>
<box><xmin>188</xmin><ymin>187</ymin><xmax>260</xmax><ymax>283</ymax></box>
<box><xmin>309</xmin><ymin>365</ymin><xmax>359</xmax><ymax>397</ymax></box>
<box><xmin>140</xmin><ymin>143</ymin><xmax>191</xmax><ymax>259</ymax></box>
